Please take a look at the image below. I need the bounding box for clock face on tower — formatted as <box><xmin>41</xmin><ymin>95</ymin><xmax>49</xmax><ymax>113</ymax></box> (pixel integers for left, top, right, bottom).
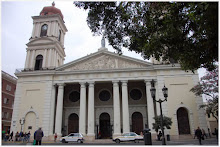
<box><xmin>42</xmin><ymin>25</ymin><xmax>48</xmax><ymax>30</ymax></box>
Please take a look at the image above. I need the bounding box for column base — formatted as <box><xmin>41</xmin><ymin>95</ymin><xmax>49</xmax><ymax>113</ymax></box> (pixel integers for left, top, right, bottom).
<box><xmin>85</xmin><ymin>134</ymin><xmax>95</xmax><ymax>141</ymax></box>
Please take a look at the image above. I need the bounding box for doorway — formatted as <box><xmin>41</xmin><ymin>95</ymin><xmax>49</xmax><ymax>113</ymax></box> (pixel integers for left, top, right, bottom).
<box><xmin>68</xmin><ymin>113</ymin><xmax>79</xmax><ymax>134</ymax></box>
<box><xmin>132</xmin><ymin>112</ymin><xmax>143</xmax><ymax>135</ymax></box>
<box><xmin>177</xmin><ymin>107</ymin><xmax>190</xmax><ymax>134</ymax></box>
<box><xmin>99</xmin><ymin>113</ymin><xmax>111</xmax><ymax>139</ymax></box>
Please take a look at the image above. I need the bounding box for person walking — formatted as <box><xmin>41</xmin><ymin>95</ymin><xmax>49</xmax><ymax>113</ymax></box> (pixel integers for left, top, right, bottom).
<box><xmin>195</xmin><ymin>127</ymin><xmax>203</xmax><ymax>145</ymax></box>
<box><xmin>9</xmin><ymin>131</ymin><xmax>13</xmax><ymax>141</ymax></box>
<box><xmin>54</xmin><ymin>133</ymin><xmax>57</xmax><ymax>142</ymax></box>
<box><xmin>27</xmin><ymin>131</ymin><xmax>31</xmax><ymax>142</ymax></box>
<box><xmin>208</xmin><ymin>128</ymin><xmax>211</xmax><ymax>138</ymax></box>
<box><xmin>15</xmin><ymin>132</ymin><xmax>19</xmax><ymax>141</ymax></box>
<box><xmin>35</xmin><ymin>128</ymin><xmax>44</xmax><ymax>145</ymax></box>
<box><xmin>202</xmin><ymin>129</ymin><xmax>207</xmax><ymax>139</ymax></box>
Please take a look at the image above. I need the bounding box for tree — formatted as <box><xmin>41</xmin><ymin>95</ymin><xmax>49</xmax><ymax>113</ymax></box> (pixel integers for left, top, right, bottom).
<box><xmin>152</xmin><ymin>115</ymin><xmax>173</xmax><ymax>132</ymax></box>
<box><xmin>190</xmin><ymin>66</ymin><xmax>218</xmax><ymax>122</ymax></box>
<box><xmin>74</xmin><ymin>2</ymin><xmax>218</xmax><ymax>72</ymax></box>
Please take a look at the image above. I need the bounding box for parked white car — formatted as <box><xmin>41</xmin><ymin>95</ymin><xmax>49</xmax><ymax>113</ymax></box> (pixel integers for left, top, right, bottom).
<box><xmin>112</xmin><ymin>132</ymin><xmax>143</xmax><ymax>143</ymax></box>
<box><xmin>60</xmin><ymin>133</ymin><xmax>84</xmax><ymax>143</ymax></box>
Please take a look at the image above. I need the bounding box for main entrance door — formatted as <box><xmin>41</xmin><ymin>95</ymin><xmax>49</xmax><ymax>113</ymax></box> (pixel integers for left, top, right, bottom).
<box><xmin>177</xmin><ymin>107</ymin><xmax>190</xmax><ymax>134</ymax></box>
<box><xmin>132</xmin><ymin>112</ymin><xmax>143</xmax><ymax>135</ymax></box>
<box><xmin>68</xmin><ymin>113</ymin><xmax>79</xmax><ymax>134</ymax></box>
<box><xmin>99</xmin><ymin>113</ymin><xmax>111</xmax><ymax>139</ymax></box>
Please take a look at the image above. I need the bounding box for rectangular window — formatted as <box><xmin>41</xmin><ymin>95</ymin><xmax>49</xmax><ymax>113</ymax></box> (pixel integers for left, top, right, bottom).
<box><xmin>3</xmin><ymin>98</ymin><xmax>9</xmax><ymax>104</ymax></box>
<box><xmin>6</xmin><ymin>85</ymin><xmax>11</xmax><ymax>91</ymax></box>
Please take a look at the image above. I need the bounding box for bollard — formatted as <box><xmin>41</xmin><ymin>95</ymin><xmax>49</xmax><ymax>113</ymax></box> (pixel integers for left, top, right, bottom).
<box><xmin>143</xmin><ymin>128</ymin><xmax>152</xmax><ymax>145</ymax></box>
<box><xmin>167</xmin><ymin>134</ymin><xmax>170</xmax><ymax>141</ymax></box>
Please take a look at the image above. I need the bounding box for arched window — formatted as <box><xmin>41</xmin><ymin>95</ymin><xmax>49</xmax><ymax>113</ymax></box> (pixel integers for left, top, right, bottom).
<box><xmin>34</xmin><ymin>55</ymin><xmax>43</xmax><ymax>70</ymax></box>
<box><xmin>58</xmin><ymin>30</ymin><xmax>61</xmax><ymax>41</ymax></box>
<box><xmin>40</xmin><ymin>24</ymin><xmax>48</xmax><ymax>37</ymax></box>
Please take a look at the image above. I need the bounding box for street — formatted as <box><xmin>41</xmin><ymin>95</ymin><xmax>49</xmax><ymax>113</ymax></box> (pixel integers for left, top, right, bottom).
<box><xmin>2</xmin><ymin>137</ymin><xmax>218</xmax><ymax>146</ymax></box>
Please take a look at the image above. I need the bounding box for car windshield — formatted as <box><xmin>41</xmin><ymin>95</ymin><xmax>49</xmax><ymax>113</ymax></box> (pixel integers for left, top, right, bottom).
<box><xmin>123</xmin><ymin>133</ymin><xmax>130</xmax><ymax>136</ymax></box>
<box><xmin>130</xmin><ymin>133</ymin><xmax>137</xmax><ymax>136</ymax></box>
<box><xmin>68</xmin><ymin>134</ymin><xmax>74</xmax><ymax>137</ymax></box>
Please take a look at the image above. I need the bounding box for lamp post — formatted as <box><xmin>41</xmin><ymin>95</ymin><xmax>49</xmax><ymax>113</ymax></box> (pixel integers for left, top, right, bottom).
<box><xmin>150</xmin><ymin>79</ymin><xmax>168</xmax><ymax>145</ymax></box>
<box><xmin>19</xmin><ymin>118</ymin><xmax>25</xmax><ymax>132</ymax></box>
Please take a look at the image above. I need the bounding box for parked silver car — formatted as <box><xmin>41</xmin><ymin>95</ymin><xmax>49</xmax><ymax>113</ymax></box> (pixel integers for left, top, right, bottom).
<box><xmin>112</xmin><ymin>132</ymin><xmax>143</xmax><ymax>143</ymax></box>
<box><xmin>60</xmin><ymin>133</ymin><xmax>84</xmax><ymax>143</ymax></box>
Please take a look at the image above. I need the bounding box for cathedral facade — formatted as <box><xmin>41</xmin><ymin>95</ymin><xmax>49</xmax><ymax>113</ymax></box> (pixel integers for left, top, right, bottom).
<box><xmin>11</xmin><ymin>3</ymin><xmax>208</xmax><ymax>141</ymax></box>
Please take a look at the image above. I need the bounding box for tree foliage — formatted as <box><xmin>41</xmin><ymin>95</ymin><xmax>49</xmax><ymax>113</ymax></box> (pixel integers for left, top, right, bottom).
<box><xmin>74</xmin><ymin>2</ymin><xmax>218</xmax><ymax>72</ymax></box>
<box><xmin>152</xmin><ymin>115</ymin><xmax>173</xmax><ymax>132</ymax></box>
<box><xmin>190</xmin><ymin>66</ymin><xmax>218</xmax><ymax>122</ymax></box>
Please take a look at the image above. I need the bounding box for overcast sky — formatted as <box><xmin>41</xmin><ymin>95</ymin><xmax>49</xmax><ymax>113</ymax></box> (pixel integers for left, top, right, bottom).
<box><xmin>1</xmin><ymin>1</ymin><xmax>206</xmax><ymax>79</ymax></box>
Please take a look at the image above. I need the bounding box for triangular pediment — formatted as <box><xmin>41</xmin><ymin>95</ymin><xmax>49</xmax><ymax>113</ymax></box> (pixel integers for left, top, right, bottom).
<box><xmin>57</xmin><ymin>50</ymin><xmax>152</xmax><ymax>71</ymax></box>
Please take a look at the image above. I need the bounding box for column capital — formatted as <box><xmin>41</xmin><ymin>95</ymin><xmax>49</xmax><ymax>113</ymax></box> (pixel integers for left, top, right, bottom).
<box><xmin>121</xmin><ymin>80</ymin><xmax>128</xmax><ymax>86</ymax></box>
<box><xmin>88</xmin><ymin>81</ymin><xmax>95</xmax><ymax>84</ymax></box>
<box><xmin>144</xmin><ymin>79</ymin><xmax>157</xmax><ymax>84</ymax></box>
<box><xmin>57</xmin><ymin>83</ymin><xmax>65</xmax><ymax>87</ymax></box>
<box><xmin>112</xmin><ymin>80</ymin><xmax>119</xmax><ymax>83</ymax></box>
<box><xmin>79</xmin><ymin>82</ymin><xmax>86</xmax><ymax>87</ymax></box>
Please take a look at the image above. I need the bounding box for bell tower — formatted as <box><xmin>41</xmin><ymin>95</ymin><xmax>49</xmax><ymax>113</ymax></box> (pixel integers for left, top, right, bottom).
<box><xmin>24</xmin><ymin>2</ymin><xmax>67</xmax><ymax>71</ymax></box>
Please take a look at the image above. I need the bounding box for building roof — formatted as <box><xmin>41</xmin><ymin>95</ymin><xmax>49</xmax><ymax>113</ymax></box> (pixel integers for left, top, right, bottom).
<box><xmin>40</xmin><ymin>2</ymin><xmax>63</xmax><ymax>20</ymax></box>
<box><xmin>2</xmin><ymin>70</ymin><xmax>17</xmax><ymax>84</ymax></box>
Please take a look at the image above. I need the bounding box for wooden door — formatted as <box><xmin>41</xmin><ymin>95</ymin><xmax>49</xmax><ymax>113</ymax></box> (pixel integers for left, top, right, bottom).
<box><xmin>132</xmin><ymin>112</ymin><xmax>143</xmax><ymax>135</ymax></box>
<box><xmin>177</xmin><ymin>107</ymin><xmax>190</xmax><ymax>134</ymax></box>
<box><xmin>68</xmin><ymin>113</ymin><xmax>79</xmax><ymax>134</ymax></box>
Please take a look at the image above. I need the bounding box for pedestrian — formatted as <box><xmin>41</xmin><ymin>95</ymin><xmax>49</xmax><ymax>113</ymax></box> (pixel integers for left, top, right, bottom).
<box><xmin>202</xmin><ymin>129</ymin><xmax>207</xmax><ymax>139</ymax></box>
<box><xmin>54</xmin><ymin>133</ymin><xmax>57</xmax><ymax>142</ymax></box>
<box><xmin>19</xmin><ymin>131</ymin><xmax>24</xmax><ymax>142</ymax></box>
<box><xmin>9</xmin><ymin>131</ymin><xmax>13</xmax><ymax>141</ymax></box>
<box><xmin>193</xmin><ymin>129</ymin><xmax>196</xmax><ymax>139</ymax></box>
<box><xmin>208</xmin><ymin>128</ymin><xmax>211</xmax><ymax>138</ymax></box>
<box><xmin>157</xmin><ymin>131</ymin><xmax>162</xmax><ymax>141</ymax></box>
<box><xmin>23</xmin><ymin>132</ymin><xmax>27</xmax><ymax>142</ymax></box>
<box><xmin>195</xmin><ymin>127</ymin><xmax>203</xmax><ymax>145</ymax></box>
<box><xmin>214</xmin><ymin>128</ymin><xmax>218</xmax><ymax>140</ymax></box>
<box><xmin>27</xmin><ymin>131</ymin><xmax>31</xmax><ymax>142</ymax></box>
<box><xmin>15</xmin><ymin>132</ymin><xmax>19</xmax><ymax>141</ymax></box>
<box><xmin>35</xmin><ymin>128</ymin><xmax>44</xmax><ymax>145</ymax></box>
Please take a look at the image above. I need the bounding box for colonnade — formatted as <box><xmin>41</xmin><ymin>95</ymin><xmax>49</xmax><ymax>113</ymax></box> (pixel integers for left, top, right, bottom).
<box><xmin>50</xmin><ymin>80</ymin><xmax>156</xmax><ymax>138</ymax></box>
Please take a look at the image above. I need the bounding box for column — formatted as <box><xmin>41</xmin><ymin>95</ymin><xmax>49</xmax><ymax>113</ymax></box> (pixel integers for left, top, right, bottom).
<box><xmin>49</xmin><ymin>84</ymin><xmax>56</xmax><ymax>136</ymax></box>
<box><xmin>54</xmin><ymin>83</ymin><xmax>65</xmax><ymax>136</ymax></box>
<box><xmin>87</xmin><ymin>81</ymin><xmax>95</xmax><ymax>139</ymax></box>
<box><xmin>48</xmin><ymin>49</ymin><xmax>52</xmax><ymax>68</ymax></box>
<box><xmin>79</xmin><ymin>82</ymin><xmax>86</xmax><ymax>135</ymax></box>
<box><xmin>121</xmin><ymin>80</ymin><xmax>130</xmax><ymax>133</ymax></box>
<box><xmin>42</xmin><ymin>49</ymin><xmax>47</xmax><ymax>68</ymax></box>
<box><xmin>113</xmin><ymin>80</ymin><xmax>121</xmax><ymax>136</ymax></box>
<box><xmin>30</xmin><ymin>50</ymin><xmax>36</xmax><ymax>69</ymax></box>
<box><xmin>24</xmin><ymin>50</ymin><xmax>30</xmax><ymax>69</ymax></box>
<box><xmin>145</xmin><ymin>80</ymin><xmax>156</xmax><ymax>133</ymax></box>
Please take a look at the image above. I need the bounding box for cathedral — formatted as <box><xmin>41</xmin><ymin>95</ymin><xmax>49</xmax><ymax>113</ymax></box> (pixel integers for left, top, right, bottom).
<box><xmin>11</xmin><ymin>3</ymin><xmax>208</xmax><ymax>141</ymax></box>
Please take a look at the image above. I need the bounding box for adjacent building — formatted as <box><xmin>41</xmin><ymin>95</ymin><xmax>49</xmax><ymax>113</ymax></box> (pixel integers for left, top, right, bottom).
<box><xmin>11</xmin><ymin>3</ymin><xmax>208</xmax><ymax>141</ymax></box>
<box><xmin>2</xmin><ymin>71</ymin><xmax>17</xmax><ymax>133</ymax></box>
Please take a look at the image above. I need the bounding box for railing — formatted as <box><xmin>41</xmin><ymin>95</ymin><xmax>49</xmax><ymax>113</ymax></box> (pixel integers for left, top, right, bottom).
<box><xmin>15</xmin><ymin>67</ymin><xmax>56</xmax><ymax>73</ymax></box>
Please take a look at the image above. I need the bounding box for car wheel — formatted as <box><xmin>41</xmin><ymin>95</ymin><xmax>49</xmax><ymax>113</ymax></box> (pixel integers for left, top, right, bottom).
<box><xmin>115</xmin><ymin>139</ymin><xmax>120</xmax><ymax>143</ymax></box>
<box><xmin>62</xmin><ymin>139</ymin><xmax>66</xmax><ymax>143</ymax></box>
<box><xmin>77</xmin><ymin>139</ymin><xmax>82</xmax><ymax>143</ymax></box>
<box><xmin>134</xmin><ymin>139</ymin><xmax>139</xmax><ymax>143</ymax></box>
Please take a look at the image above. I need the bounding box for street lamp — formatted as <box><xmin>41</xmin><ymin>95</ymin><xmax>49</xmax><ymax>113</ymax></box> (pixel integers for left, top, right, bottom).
<box><xmin>150</xmin><ymin>79</ymin><xmax>168</xmax><ymax>145</ymax></box>
<box><xmin>19</xmin><ymin>118</ymin><xmax>25</xmax><ymax>132</ymax></box>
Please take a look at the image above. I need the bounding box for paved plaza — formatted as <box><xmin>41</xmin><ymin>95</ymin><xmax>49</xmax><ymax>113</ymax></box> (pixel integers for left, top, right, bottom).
<box><xmin>1</xmin><ymin>137</ymin><xmax>218</xmax><ymax>146</ymax></box>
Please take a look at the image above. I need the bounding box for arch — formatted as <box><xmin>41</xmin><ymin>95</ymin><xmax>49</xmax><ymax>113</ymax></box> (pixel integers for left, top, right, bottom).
<box><xmin>22</xmin><ymin>108</ymin><xmax>39</xmax><ymax>134</ymax></box>
<box><xmin>177</xmin><ymin>107</ymin><xmax>190</xmax><ymax>134</ymax></box>
<box><xmin>40</xmin><ymin>24</ymin><xmax>48</xmax><ymax>37</ymax></box>
<box><xmin>68</xmin><ymin>113</ymin><xmax>79</xmax><ymax>134</ymax></box>
<box><xmin>99</xmin><ymin>112</ymin><xmax>111</xmax><ymax>139</ymax></box>
<box><xmin>34</xmin><ymin>55</ymin><xmax>43</xmax><ymax>70</ymax></box>
<box><xmin>132</xmin><ymin>112</ymin><xmax>143</xmax><ymax>135</ymax></box>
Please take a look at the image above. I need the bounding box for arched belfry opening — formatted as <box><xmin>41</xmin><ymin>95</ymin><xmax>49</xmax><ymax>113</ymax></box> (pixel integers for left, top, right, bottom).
<box><xmin>34</xmin><ymin>55</ymin><xmax>43</xmax><ymax>70</ymax></box>
<box><xmin>132</xmin><ymin>112</ymin><xmax>143</xmax><ymax>135</ymax></box>
<box><xmin>177</xmin><ymin>107</ymin><xmax>191</xmax><ymax>134</ymax></box>
<box><xmin>40</xmin><ymin>24</ymin><xmax>48</xmax><ymax>37</ymax></box>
